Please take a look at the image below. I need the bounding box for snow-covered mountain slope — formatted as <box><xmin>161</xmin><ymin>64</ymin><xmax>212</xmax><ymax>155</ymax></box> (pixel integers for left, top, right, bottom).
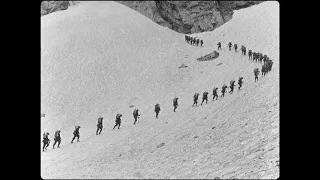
<box><xmin>41</xmin><ymin>1</ymin><xmax>279</xmax><ymax>179</ymax></box>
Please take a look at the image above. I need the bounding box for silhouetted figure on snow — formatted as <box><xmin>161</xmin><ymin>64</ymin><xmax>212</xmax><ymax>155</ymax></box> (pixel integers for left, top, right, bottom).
<box><xmin>228</xmin><ymin>42</ymin><xmax>232</xmax><ymax>51</ymax></box>
<box><xmin>229</xmin><ymin>80</ymin><xmax>236</xmax><ymax>93</ymax></box>
<box><xmin>200</xmin><ymin>40</ymin><xmax>203</xmax><ymax>47</ymax></box>
<box><xmin>248</xmin><ymin>50</ymin><xmax>252</xmax><ymax>60</ymax></box>
<box><xmin>154</xmin><ymin>104</ymin><xmax>161</xmax><ymax>118</ymax></box>
<box><xmin>173</xmin><ymin>97</ymin><xmax>179</xmax><ymax>112</ymax></box>
<box><xmin>238</xmin><ymin>77</ymin><xmax>243</xmax><ymax>90</ymax></box>
<box><xmin>71</xmin><ymin>126</ymin><xmax>80</xmax><ymax>143</ymax></box>
<box><xmin>212</xmin><ymin>87</ymin><xmax>218</xmax><ymax>101</ymax></box>
<box><xmin>196</xmin><ymin>39</ymin><xmax>200</xmax><ymax>46</ymax></box>
<box><xmin>254</xmin><ymin>68</ymin><xmax>260</xmax><ymax>82</ymax></box>
<box><xmin>262</xmin><ymin>64</ymin><xmax>266</xmax><ymax>77</ymax></box>
<box><xmin>217</xmin><ymin>42</ymin><xmax>222</xmax><ymax>50</ymax></box>
<box><xmin>234</xmin><ymin>44</ymin><xmax>238</xmax><ymax>52</ymax></box>
<box><xmin>42</xmin><ymin>132</ymin><xmax>50</xmax><ymax>152</ymax></box>
<box><xmin>113</xmin><ymin>113</ymin><xmax>122</xmax><ymax>130</ymax></box>
<box><xmin>221</xmin><ymin>85</ymin><xmax>227</xmax><ymax>97</ymax></box>
<box><xmin>53</xmin><ymin>130</ymin><xmax>61</xmax><ymax>149</ymax></box>
<box><xmin>193</xmin><ymin>93</ymin><xmax>199</xmax><ymax>107</ymax></box>
<box><xmin>133</xmin><ymin>109</ymin><xmax>140</xmax><ymax>125</ymax></box>
<box><xmin>96</xmin><ymin>116</ymin><xmax>103</xmax><ymax>135</ymax></box>
<box><xmin>201</xmin><ymin>91</ymin><xmax>209</xmax><ymax>105</ymax></box>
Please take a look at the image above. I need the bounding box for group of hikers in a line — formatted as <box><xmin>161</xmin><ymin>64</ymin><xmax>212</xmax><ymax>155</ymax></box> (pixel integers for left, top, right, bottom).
<box><xmin>42</xmin><ymin>38</ymin><xmax>275</xmax><ymax>152</ymax></box>
<box><xmin>216</xmin><ymin>41</ymin><xmax>274</xmax><ymax>82</ymax></box>
<box><xmin>185</xmin><ymin>35</ymin><xmax>203</xmax><ymax>47</ymax></box>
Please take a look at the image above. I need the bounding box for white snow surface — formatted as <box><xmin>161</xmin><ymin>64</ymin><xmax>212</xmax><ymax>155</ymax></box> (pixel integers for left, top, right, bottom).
<box><xmin>41</xmin><ymin>1</ymin><xmax>279</xmax><ymax>179</ymax></box>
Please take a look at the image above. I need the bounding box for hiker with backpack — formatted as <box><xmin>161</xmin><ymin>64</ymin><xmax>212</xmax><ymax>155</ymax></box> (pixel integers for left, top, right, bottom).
<box><xmin>221</xmin><ymin>85</ymin><xmax>227</xmax><ymax>97</ymax></box>
<box><xmin>133</xmin><ymin>109</ymin><xmax>140</xmax><ymax>125</ymax></box>
<box><xmin>113</xmin><ymin>113</ymin><xmax>122</xmax><ymax>130</ymax></box>
<box><xmin>173</xmin><ymin>97</ymin><xmax>179</xmax><ymax>112</ymax></box>
<box><xmin>96</xmin><ymin>116</ymin><xmax>103</xmax><ymax>135</ymax></box>
<box><xmin>71</xmin><ymin>126</ymin><xmax>80</xmax><ymax>143</ymax></box>
<box><xmin>200</xmin><ymin>40</ymin><xmax>203</xmax><ymax>47</ymax></box>
<box><xmin>217</xmin><ymin>42</ymin><xmax>222</xmax><ymax>50</ymax></box>
<box><xmin>234</xmin><ymin>44</ymin><xmax>238</xmax><ymax>52</ymax></box>
<box><xmin>53</xmin><ymin>130</ymin><xmax>61</xmax><ymax>149</ymax></box>
<box><xmin>238</xmin><ymin>77</ymin><xmax>244</xmax><ymax>90</ymax></box>
<box><xmin>193</xmin><ymin>93</ymin><xmax>199</xmax><ymax>107</ymax></box>
<box><xmin>229</xmin><ymin>80</ymin><xmax>236</xmax><ymax>93</ymax></box>
<box><xmin>201</xmin><ymin>91</ymin><xmax>209</xmax><ymax>105</ymax></box>
<box><xmin>228</xmin><ymin>42</ymin><xmax>232</xmax><ymax>51</ymax></box>
<box><xmin>154</xmin><ymin>104</ymin><xmax>161</xmax><ymax>118</ymax></box>
<box><xmin>212</xmin><ymin>87</ymin><xmax>218</xmax><ymax>101</ymax></box>
<box><xmin>42</xmin><ymin>132</ymin><xmax>50</xmax><ymax>152</ymax></box>
<box><xmin>254</xmin><ymin>68</ymin><xmax>260</xmax><ymax>82</ymax></box>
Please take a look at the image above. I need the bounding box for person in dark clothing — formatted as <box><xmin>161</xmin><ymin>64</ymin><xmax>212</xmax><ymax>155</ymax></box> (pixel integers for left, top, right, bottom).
<box><xmin>254</xmin><ymin>68</ymin><xmax>260</xmax><ymax>82</ymax></box>
<box><xmin>229</xmin><ymin>80</ymin><xmax>236</xmax><ymax>93</ymax></box>
<box><xmin>196</xmin><ymin>39</ymin><xmax>200</xmax><ymax>46</ymax></box>
<box><xmin>201</xmin><ymin>91</ymin><xmax>209</xmax><ymax>105</ymax></box>
<box><xmin>200</xmin><ymin>39</ymin><xmax>203</xmax><ymax>47</ymax></box>
<box><xmin>221</xmin><ymin>85</ymin><xmax>227</xmax><ymax>97</ymax></box>
<box><xmin>193</xmin><ymin>93</ymin><xmax>199</xmax><ymax>107</ymax></box>
<box><xmin>234</xmin><ymin>44</ymin><xmax>238</xmax><ymax>52</ymax></box>
<box><xmin>96</xmin><ymin>116</ymin><xmax>103</xmax><ymax>135</ymax></box>
<box><xmin>228</xmin><ymin>42</ymin><xmax>232</xmax><ymax>51</ymax></box>
<box><xmin>42</xmin><ymin>132</ymin><xmax>50</xmax><ymax>152</ymax></box>
<box><xmin>113</xmin><ymin>114</ymin><xmax>122</xmax><ymax>130</ymax></box>
<box><xmin>238</xmin><ymin>77</ymin><xmax>243</xmax><ymax>90</ymax></box>
<box><xmin>133</xmin><ymin>109</ymin><xmax>140</xmax><ymax>125</ymax></box>
<box><xmin>173</xmin><ymin>97</ymin><xmax>179</xmax><ymax>112</ymax></box>
<box><xmin>154</xmin><ymin>104</ymin><xmax>161</xmax><ymax>118</ymax></box>
<box><xmin>71</xmin><ymin>126</ymin><xmax>80</xmax><ymax>143</ymax></box>
<box><xmin>248</xmin><ymin>50</ymin><xmax>252</xmax><ymax>60</ymax></box>
<box><xmin>217</xmin><ymin>42</ymin><xmax>222</xmax><ymax>50</ymax></box>
<box><xmin>212</xmin><ymin>87</ymin><xmax>218</xmax><ymax>101</ymax></box>
<box><xmin>53</xmin><ymin>130</ymin><xmax>61</xmax><ymax>149</ymax></box>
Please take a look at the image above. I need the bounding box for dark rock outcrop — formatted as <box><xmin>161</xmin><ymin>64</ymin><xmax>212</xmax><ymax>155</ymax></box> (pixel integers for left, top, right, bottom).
<box><xmin>41</xmin><ymin>1</ymin><xmax>264</xmax><ymax>34</ymax></box>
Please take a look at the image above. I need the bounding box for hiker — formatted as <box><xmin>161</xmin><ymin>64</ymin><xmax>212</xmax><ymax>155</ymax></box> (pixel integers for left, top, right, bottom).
<box><xmin>53</xmin><ymin>130</ymin><xmax>61</xmax><ymax>149</ymax></box>
<box><xmin>173</xmin><ymin>97</ymin><xmax>179</xmax><ymax>112</ymax></box>
<box><xmin>133</xmin><ymin>108</ymin><xmax>140</xmax><ymax>125</ymax></box>
<box><xmin>185</xmin><ymin>35</ymin><xmax>188</xmax><ymax>42</ymax></box>
<box><xmin>234</xmin><ymin>44</ymin><xmax>238</xmax><ymax>52</ymax></box>
<box><xmin>113</xmin><ymin>113</ymin><xmax>122</xmax><ymax>130</ymax></box>
<box><xmin>196</xmin><ymin>39</ymin><xmax>200</xmax><ymax>46</ymax></box>
<box><xmin>248</xmin><ymin>50</ymin><xmax>252</xmax><ymax>60</ymax></box>
<box><xmin>253</xmin><ymin>52</ymin><xmax>256</xmax><ymax>62</ymax></box>
<box><xmin>229</xmin><ymin>80</ymin><xmax>236</xmax><ymax>93</ymax></box>
<box><xmin>96</xmin><ymin>116</ymin><xmax>103</xmax><ymax>135</ymax></box>
<box><xmin>192</xmin><ymin>38</ymin><xmax>196</xmax><ymax>45</ymax></box>
<box><xmin>238</xmin><ymin>77</ymin><xmax>243</xmax><ymax>90</ymax></box>
<box><xmin>228</xmin><ymin>42</ymin><xmax>232</xmax><ymax>51</ymax></box>
<box><xmin>221</xmin><ymin>85</ymin><xmax>227</xmax><ymax>97</ymax></box>
<box><xmin>254</xmin><ymin>68</ymin><xmax>260</xmax><ymax>82</ymax></box>
<box><xmin>217</xmin><ymin>42</ymin><xmax>222</xmax><ymax>50</ymax></box>
<box><xmin>241</xmin><ymin>46</ymin><xmax>245</xmax><ymax>55</ymax></box>
<box><xmin>42</xmin><ymin>132</ymin><xmax>50</xmax><ymax>152</ymax></box>
<box><xmin>201</xmin><ymin>91</ymin><xmax>209</xmax><ymax>105</ymax></box>
<box><xmin>212</xmin><ymin>87</ymin><xmax>218</xmax><ymax>101</ymax></box>
<box><xmin>71</xmin><ymin>126</ymin><xmax>80</xmax><ymax>143</ymax></box>
<box><xmin>154</xmin><ymin>104</ymin><xmax>161</xmax><ymax>118</ymax></box>
<box><xmin>243</xmin><ymin>47</ymin><xmax>246</xmax><ymax>56</ymax></box>
<box><xmin>200</xmin><ymin>39</ymin><xmax>203</xmax><ymax>47</ymax></box>
<box><xmin>193</xmin><ymin>93</ymin><xmax>199</xmax><ymax>107</ymax></box>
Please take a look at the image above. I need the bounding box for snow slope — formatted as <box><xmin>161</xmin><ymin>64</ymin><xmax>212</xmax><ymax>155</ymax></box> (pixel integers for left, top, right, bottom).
<box><xmin>41</xmin><ymin>1</ymin><xmax>279</xmax><ymax>179</ymax></box>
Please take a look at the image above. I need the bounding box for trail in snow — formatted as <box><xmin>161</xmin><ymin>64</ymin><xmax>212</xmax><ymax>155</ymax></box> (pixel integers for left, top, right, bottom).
<box><xmin>41</xmin><ymin>1</ymin><xmax>279</xmax><ymax>179</ymax></box>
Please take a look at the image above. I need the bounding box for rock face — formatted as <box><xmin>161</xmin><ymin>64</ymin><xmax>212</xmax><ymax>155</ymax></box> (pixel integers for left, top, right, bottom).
<box><xmin>41</xmin><ymin>1</ymin><xmax>264</xmax><ymax>34</ymax></box>
<box><xmin>197</xmin><ymin>50</ymin><xmax>219</xmax><ymax>61</ymax></box>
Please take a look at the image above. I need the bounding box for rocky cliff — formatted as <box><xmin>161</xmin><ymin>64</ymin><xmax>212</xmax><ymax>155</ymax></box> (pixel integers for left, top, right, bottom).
<box><xmin>41</xmin><ymin>1</ymin><xmax>264</xmax><ymax>34</ymax></box>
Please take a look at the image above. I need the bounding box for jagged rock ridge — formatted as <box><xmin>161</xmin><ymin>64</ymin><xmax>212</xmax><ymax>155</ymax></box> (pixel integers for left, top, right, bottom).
<box><xmin>41</xmin><ymin>1</ymin><xmax>264</xmax><ymax>34</ymax></box>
